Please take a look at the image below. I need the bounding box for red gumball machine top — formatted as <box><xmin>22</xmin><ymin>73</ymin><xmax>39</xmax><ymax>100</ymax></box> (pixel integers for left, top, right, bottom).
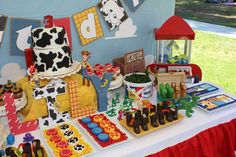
<box><xmin>154</xmin><ymin>16</ymin><xmax>195</xmax><ymax>64</ymax></box>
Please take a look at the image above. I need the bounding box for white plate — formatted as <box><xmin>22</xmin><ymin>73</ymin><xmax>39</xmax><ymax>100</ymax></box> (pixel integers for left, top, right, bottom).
<box><xmin>30</xmin><ymin>62</ymin><xmax>81</xmax><ymax>80</ymax></box>
<box><xmin>40</xmin><ymin>120</ymin><xmax>96</xmax><ymax>157</ymax></box>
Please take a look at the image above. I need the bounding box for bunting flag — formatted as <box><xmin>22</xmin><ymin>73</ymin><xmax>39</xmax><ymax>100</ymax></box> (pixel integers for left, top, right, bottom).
<box><xmin>0</xmin><ymin>0</ymin><xmax>139</xmax><ymax>49</ymax></box>
<box><xmin>73</xmin><ymin>7</ymin><xmax>104</xmax><ymax>46</ymax></box>
<box><xmin>54</xmin><ymin>17</ymin><xmax>73</xmax><ymax>50</ymax></box>
<box><xmin>0</xmin><ymin>14</ymin><xmax>7</xmax><ymax>46</ymax></box>
<box><xmin>10</xmin><ymin>18</ymin><xmax>41</xmax><ymax>56</ymax></box>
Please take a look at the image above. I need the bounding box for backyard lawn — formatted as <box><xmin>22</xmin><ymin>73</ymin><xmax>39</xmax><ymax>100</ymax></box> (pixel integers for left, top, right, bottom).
<box><xmin>175</xmin><ymin>0</ymin><xmax>236</xmax><ymax>28</ymax></box>
<box><xmin>191</xmin><ymin>30</ymin><xmax>236</xmax><ymax>94</ymax></box>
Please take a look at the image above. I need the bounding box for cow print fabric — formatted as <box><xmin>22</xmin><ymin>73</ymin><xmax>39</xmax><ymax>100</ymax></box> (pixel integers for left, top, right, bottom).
<box><xmin>31</xmin><ymin>26</ymin><xmax>73</xmax><ymax>74</ymax></box>
<box><xmin>32</xmin><ymin>26</ymin><xmax>68</xmax><ymax>49</ymax></box>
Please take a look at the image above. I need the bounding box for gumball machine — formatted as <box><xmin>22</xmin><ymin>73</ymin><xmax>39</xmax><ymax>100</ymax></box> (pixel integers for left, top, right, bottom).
<box><xmin>154</xmin><ymin>16</ymin><xmax>195</xmax><ymax>64</ymax></box>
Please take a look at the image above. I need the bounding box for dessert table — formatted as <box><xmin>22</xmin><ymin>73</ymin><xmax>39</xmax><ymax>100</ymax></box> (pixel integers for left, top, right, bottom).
<box><xmin>1</xmin><ymin>90</ymin><xmax>236</xmax><ymax>157</ymax></box>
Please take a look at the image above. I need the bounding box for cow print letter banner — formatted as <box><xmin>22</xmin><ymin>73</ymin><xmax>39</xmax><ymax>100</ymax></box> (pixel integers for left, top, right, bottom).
<box><xmin>0</xmin><ymin>14</ymin><xmax>7</xmax><ymax>46</ymax></box>
<box><xmin>98</xmin><ymin>0</ymin><xmax>129</xmax><ymax>31</ymax></box>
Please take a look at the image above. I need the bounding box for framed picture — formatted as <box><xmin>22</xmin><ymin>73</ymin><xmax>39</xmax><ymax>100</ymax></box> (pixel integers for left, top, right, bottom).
<box><xmin>187</xmin><ymin>82</ymin><xmax>220</xmax><ymax>97</ymax></box>
<box><xmin>10</xmin><ymin>18</ymin><xmax>41</xmax><ymax>56</ymax></box>
<box><xmin>98</xmin><ymin>0</ymin><xmax>128</xmax><ymax>31</ymax></box>
<box><xmin>0</xmin><ymin>14</ymin><xmax>8</xmax><ymax>46</ymax></box>
<box><xmin>197</xmin><ymin>94</ymin><xmax>236</xmax><ymax>112</ymax></box>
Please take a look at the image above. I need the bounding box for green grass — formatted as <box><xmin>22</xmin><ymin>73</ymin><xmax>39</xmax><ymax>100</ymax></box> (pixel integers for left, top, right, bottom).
<box><xmin>191</xmin><ymin>30</ymin><xmax>236</xmax><ymax>94</ymax></box>
<box><xmin>175</xmin><ymin>0</ymin><xmax>236</xmax><ymax>28</ymax></box>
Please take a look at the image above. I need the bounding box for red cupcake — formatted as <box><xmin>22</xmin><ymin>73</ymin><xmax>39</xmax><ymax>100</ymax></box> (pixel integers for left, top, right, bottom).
<box><xmin>104</xmin><ymin>63</ymin><xmax>112</xmax><ymax>71</ymax></box>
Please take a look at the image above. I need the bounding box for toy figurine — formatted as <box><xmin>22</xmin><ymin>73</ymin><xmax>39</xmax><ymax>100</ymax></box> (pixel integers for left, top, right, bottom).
<box><xmin>28</xmin><ymin>64</ymin><xmax>40</xmax><ymax>87</ymax></box>
<box><xmin>178</xmin><ymin>96</ymin><xmax>199</xmax><ymax>118</ymax></box>
<box><xmin>106</xmin><ymin>108</ymin><xmax>117</xmax><ymax>117</ymax></box>
<box><xmin>81</xmin><ymin>51</ymin><xmax>92</xmax><ymax>87</ymax></box>
<box><xmin>117</xmin><ymin>110</ymin><xmax>125</xmax><ymax>121</ymax></box>
<box><xmin>115</xmin><ymin>93</ymin><xmax>121</xmax><ymax>103</ymax></box>
<box><xmin>23</xmin><ymin>133</ymin><xmax>34</xmax><ymax>143</ymax></box>
<box><xmin>5</xmin><ymin>147</ymin><xmax>17</xmax><ymax>157</ymax></box>
<box><xmin>111</xmin><ymin>98</ymin><xmax>117</xmax><ymax>108</ymax></box>
<box><xmin>6</xmin><ymin>134</ymin><xmax>15</xmax><ymax>145</ymax></box>
<box><xmin>32</xmin><ymin>139</ymin><xmax>44</xmax><ymax>157</ymax></box>
<box><xmin>22</xmin><ymin>143</ymin><xmax>33</xmax><ymax>157</ymax></box>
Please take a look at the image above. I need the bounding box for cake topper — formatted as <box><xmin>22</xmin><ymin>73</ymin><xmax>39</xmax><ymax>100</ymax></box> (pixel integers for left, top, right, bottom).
<box><xmin>81</xmin><ymin>50</ymin><xmax>92</xmax><ymax>87</ymax></box>
<box><xmin>28</xmin><ymin>64</ymin><xmax>40</xmax><ymax>87</ymax></box>
<box><xmin>43</xmin><ymin>15</ymin><xmax>54</xmax><ymax>28</ymax></box>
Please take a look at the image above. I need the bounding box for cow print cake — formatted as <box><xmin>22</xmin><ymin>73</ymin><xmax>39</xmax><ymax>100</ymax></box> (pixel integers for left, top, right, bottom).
<box><xmin>31</xmin><ymin>26</ymin><xmax>75</xmax><ymax>76</ymax></box>
<box><xmin>31</xmin><ymin>26</ymin><xmax>68</xmax><ymax>49</ymax></box>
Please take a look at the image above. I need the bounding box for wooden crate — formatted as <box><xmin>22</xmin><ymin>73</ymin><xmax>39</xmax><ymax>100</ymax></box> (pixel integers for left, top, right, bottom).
<box><xmin>113</xmin><ymin>49</ymin><xmax>145</xmax><ymax>75</ymax></box>
<box><xmin>156</xmin><ymin>72</ymin><xmax>186</xmax><ymax>91</ymax></box>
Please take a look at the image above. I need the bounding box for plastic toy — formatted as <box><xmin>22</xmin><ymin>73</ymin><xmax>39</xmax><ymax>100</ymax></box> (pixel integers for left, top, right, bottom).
<box><xmin>106</xmin><ymin>108</ymin><xmax>117</xmax><ymax>117</ymax></box>
<box><xmin>32</xmin><ymin>139</ymin><xmax>45</xmax><ymax>157</ymax></box>
<box><xmin>81</xmin><ymin>50</ymin><xmax>92</xmax><ymax>87</ymax></box>
<box><xmin>28</xmin><ymin>64</ymin><xmax>40</xmax><ymax>87</ymax></box>
<box><xmin>6</xmin><ymin>134</ymin><xmax>15</xmax><ymax>145</ymax></box>
<box><xmin>5</xmin><ymin>147</ymin><xmax>18</xmax><ymax>157</ymax></box>
<box><xmin>23</xmin><ymin>133</ymin><xmax>34</xmax><ymax>143</ymax></box>
<box><xmin>111</xmin><ymin>98</ymin><xmax>117</xmax><ymax>108</ymax></box>
<box><xmin>91</xmin><ymin>73</ymin><xmax>113</xmax><ymax>112</ymax></box>
<box><xmin>22</xmin><ymin>142</ymin><xmax>33</xmax><ymax>157</ymax></box>
<box><xmin>154</xmin><ymin>16</ymin><xmax>195</xmax><ymax>64</ymax></box>
<box><xmin>115</xmin><ymin>93</ymin><xmax>120</xmax><ymax>103</ymax></box>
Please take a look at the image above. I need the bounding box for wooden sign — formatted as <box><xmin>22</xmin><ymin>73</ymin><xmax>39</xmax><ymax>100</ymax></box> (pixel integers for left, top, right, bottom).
<box><xmin>124</xmin><ymin>49</ymin><xmax>145</xmax><ymax>73</ymax></box>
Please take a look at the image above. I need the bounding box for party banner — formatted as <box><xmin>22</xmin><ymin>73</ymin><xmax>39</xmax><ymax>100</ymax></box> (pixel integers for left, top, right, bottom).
<box><xmin>124</xmin><ymin>0</ymin><xmax>146</xmax><ymax>12</ymax></box>
<box><xmin>0</xmin><ymin>14</ymin><xmax>8</xmax><ymax>46</ymax></box>
<box><xmin>10</xmin><ymin>18</ymin><xmax>41</xmax><ymax>56</ymax></box>
<box><xmin>54</xmin><ymin>17</ymin><xmax>73</xmax><ymax>50</ymax></box>
<box><xmin>73</xmin><ymin>7</ymin><xmax>103</xmax><ymax>46</ymax></box>
<box><xmin>97</xmin><ymin>0</ymin><xmax>128</xmax><ymax>31</ymax></box>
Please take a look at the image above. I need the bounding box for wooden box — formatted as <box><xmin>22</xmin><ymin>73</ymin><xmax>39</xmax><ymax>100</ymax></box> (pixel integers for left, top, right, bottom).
<box><xmin>113</xmin><ymin>49</ymin><xmax>145</xmax><ymax>75</ymax></box>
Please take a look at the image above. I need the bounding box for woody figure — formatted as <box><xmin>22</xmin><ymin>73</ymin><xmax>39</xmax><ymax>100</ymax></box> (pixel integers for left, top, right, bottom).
<box><xmin>29</xmin><ymin>63</ymin><xmax>40</xmax><ymax>87</ymax></box>
<box><xmin>81</xmin><ymin>50</ymin><xmax>91</xmax><ymax>87</ymax></box>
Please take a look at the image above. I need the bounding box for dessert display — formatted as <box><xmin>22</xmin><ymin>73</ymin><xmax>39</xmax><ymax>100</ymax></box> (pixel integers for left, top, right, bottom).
<box><xmin>31</xmin><ymin>25</ymin><xmax>81</xmax><ymax>79</ymax></box>
<box><xmin>91</xmin><ymin>64</ymin><xmax>121</xmax><ymax>80</ymax></box>
<box><xmin>0</xmin><ymin>80</ymin><xmax>27</xmax><ymax>117</ymax></box>
<box><xmin>3</xmin><ymin>80</ymin><xmax>13</xmax><ymax>92</ymax></box>
<box><xmin>78</xmin><ymin>114</ymin><xmax>128</xmax><ymax>148</ymax></box>
<box><xmin>43</xmin><ymin>123</ymin><xmax>93</xmax><ymax>157</ymax></box>
<box><xmin>83</xmin><ymin>63</ymin><xmax>123</xmax><ymax>90</ymax></box>
<box><xmin>120</xmin><ymin>103</ymin><xmax>184</xmax><ymax>137</ymax></box>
